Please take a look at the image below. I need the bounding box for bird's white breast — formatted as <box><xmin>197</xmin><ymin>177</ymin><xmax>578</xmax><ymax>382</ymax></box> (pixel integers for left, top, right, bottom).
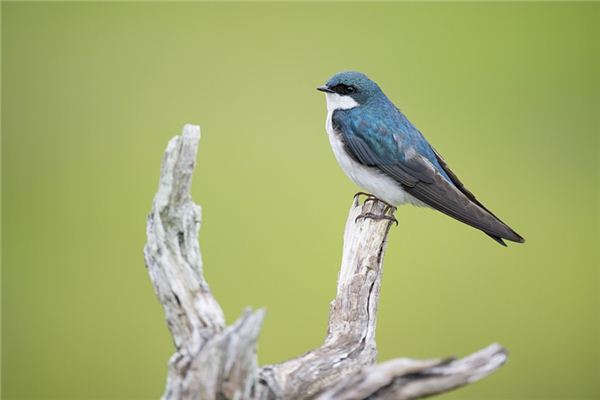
<box><xmin>324</xmin><ymin>94</ymin><xmax>424</xmax><ymax>207</ymax></box>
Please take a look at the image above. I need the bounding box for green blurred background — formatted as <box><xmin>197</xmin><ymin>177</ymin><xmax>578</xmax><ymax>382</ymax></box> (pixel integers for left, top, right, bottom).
<box><xmin>2</xmin><ymin>2</ymin><xmax>598</xmax><ymax>399</ymax></box>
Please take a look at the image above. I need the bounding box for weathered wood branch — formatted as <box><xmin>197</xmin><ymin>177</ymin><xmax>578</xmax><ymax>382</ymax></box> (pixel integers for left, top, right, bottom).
<box><xmin>144</xmin><ymin>124</ymin><xmax>507</xmax><ymax>400</ymax></box>
<box><xmin>316</xmin><ymin>343</ymin><xmax>507</xmax><ymax>400</ymax></box>
<box><xmin>144</xmin><ymin>125</ymin><xmax>263</xmax><ymax>400</ymax></box>
<box><xmin>253</xmin><ymin>199</ymin><xmax>393</xmax><ymax>399</ymax></box>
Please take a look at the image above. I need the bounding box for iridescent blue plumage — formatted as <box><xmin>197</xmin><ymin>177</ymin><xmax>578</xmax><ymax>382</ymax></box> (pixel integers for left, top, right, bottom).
<box><xmin>332</xmin><ymin>100</ymin><xmax>453</xmax><ymax>184</ymax></box>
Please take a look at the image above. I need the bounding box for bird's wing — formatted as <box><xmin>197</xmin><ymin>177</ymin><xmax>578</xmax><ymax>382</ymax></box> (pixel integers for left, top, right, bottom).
<box><xmin>333</xmin><ymin>113</ymin><xmax>524</xmax><ymax>244</ymax></box>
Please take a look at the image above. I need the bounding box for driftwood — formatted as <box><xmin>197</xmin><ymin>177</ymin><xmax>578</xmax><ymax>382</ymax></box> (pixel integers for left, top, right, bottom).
<box><xmin>144</xmin><ymin>124</ymin><xmax>507</xmax><ymax>400</ymax></box>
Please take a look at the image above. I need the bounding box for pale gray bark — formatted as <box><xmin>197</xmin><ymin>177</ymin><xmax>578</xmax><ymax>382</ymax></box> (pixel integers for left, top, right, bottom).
<box><xmin>144</xmin><ymin>124</ymin><xmax>507</xmax><ymax>400</ymax></box>
<box><xmin>144</xmin><ymin>125</ymin><xmax>263</xmax><ymax>400</ymax></box>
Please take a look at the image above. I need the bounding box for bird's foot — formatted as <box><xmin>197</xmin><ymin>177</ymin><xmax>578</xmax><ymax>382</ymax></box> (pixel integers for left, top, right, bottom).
<box><xmin>353</xmin><ymin>192</ymin><xmax>377</xmax><ymax>203</ymax></box>
<box><xmin>354</xmin><ymin>192</ymin><xmax>396</xmax><ymax>210</ymax></box>
<box><xmin>353</xmin><ymin>193</ymin><xmax>398</xmax><ymax>225</ymax></box>
<box><xmin>355</xmin><ymin>212</ymin><xmax>399</xmax><ymax>226</ymax></box>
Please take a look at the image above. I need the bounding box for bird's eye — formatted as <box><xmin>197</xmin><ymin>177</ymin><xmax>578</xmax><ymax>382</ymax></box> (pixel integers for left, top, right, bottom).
<box><xmin>333</xmin><ymin>84</ymin><xmax>356</xmax><ymax>95</ymax></box>
<box><xmin>332</xmin><ymin>85</ymin><xmax>345</xmax><ymax>95</ymax></box>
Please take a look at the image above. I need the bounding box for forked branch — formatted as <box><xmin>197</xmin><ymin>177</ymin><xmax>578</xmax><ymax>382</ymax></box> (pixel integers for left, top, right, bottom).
<box><xmin>144</xmin><ymin>124</ymin><xmax>507</xmax><ymax>400</ymax></box>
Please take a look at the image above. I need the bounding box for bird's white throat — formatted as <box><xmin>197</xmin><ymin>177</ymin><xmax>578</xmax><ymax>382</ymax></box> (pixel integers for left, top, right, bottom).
<box><xmin>325</xmin><ymin>93</ymin><xmax>359</xmax><ymax>112</ymax></box>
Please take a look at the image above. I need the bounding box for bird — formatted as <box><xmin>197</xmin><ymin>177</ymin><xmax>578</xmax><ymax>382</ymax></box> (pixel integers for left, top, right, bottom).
<box><xmin>317</xmin><ymin>71</ymin><xmax>524</xmax><ymax>246</ymax></box>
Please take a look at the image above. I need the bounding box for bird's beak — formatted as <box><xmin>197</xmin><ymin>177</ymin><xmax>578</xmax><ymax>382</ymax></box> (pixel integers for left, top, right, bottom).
<box><xmin>317</xmin><ymin>85</ymin><xmax>334</xmax><ymax>93</ymax></box>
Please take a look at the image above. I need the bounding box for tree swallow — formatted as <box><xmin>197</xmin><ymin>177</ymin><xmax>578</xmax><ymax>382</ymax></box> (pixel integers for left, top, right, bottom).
<box><xmin>318</xmin><ymin>71</ymin><xmax>524</xmax><ymax>246</ymax></box>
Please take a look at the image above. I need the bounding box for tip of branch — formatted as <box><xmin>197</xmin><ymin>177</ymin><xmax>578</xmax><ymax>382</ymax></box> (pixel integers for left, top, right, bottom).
<box><xmin>431</xmin><ymin>343</ymin><xmax>507</xmax><ymax>383</ymax></box>
<box><xmin>183</xmin><ymin>124</ymin><xmax>201</xmax><ymax>141</ymax></box>
<box><xmin>153</xmin><ymin>124</ymin><xmax>203</xmax><ymax>210</ymax></box>
<box><xmin>316</xmin><ymin>343</ymin><xmax>508</xmax><ymax>400</ymax></box>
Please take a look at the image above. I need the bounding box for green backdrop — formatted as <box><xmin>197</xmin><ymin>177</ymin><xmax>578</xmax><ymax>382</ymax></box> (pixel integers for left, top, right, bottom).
<box><xmin>2</xmin><ymin>2</ymin><xmax>598</xmax><ymax>399</ymax></box>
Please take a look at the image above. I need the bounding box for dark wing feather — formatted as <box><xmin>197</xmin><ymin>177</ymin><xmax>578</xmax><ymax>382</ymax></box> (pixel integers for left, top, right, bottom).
<box><xmin>431</xmin><ymin>148</ymin><xmax>525</xmax><ymax>244</ymax></box>
<box><xmin>341</xmin><ymin>134</ymin><xmax>432</xmax><ymax>186</ymax></box>
<box><xmin>340</xmin><ymin>134</ymin><xmax>524</xmax><ymax>244</ymax></box>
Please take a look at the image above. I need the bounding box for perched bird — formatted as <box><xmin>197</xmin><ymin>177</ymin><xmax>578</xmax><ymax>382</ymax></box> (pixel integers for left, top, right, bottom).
<box><xmin>317</xmin><ymin>71</ymin><xmax>524</xmax><ymax>246</ymax></box>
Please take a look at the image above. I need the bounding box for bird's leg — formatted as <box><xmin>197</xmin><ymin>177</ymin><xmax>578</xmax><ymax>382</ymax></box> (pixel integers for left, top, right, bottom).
<box><xmin>355</xmin><ymin>196</ymin><xmax>399</xmax><ymax>226</ymax></box>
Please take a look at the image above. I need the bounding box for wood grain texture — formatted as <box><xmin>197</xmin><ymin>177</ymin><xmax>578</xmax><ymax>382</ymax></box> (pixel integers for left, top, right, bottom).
<box><xmin>144</xmin><ymin>125</ymin><xmax>263</xmax><ymax>400</ymax></box>
<box><xmin>144</xmin><ymin>124</ymin><xmax>507</xmax><ymax>400</ymax></box>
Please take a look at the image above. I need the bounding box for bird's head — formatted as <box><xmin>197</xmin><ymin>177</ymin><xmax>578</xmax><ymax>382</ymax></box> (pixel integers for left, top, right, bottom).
<box><xmin>317</xmin><ymin>71</ymin><xmax>383</xmax><ymax>112</ymax></box>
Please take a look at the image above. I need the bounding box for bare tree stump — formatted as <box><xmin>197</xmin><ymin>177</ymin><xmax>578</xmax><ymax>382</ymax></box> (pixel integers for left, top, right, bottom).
<box><xmin>144</xmin><ymin>124</ymin><xmax>507</xmax><ymax>400</ymax></box>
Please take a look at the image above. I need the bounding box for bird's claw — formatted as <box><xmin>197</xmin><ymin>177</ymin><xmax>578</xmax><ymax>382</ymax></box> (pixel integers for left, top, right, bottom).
<box><xmin>354</xmin><ymin>192</ymin><xmax>396</xmax><ymax>210</ymax></box>
<box><xmin>353</xmin><ymin>193</ymin><xmax>398</xmax><ymax>225</ymax></box>
<box><xmin>353</xmin><ymin>192</ymin><xmax>376</xmax><ymax>202</ymax></box>
<box><xmin>355</xmin><ymin>212</ymin><xmax>399</xmax><ymax>226</ymax></box>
